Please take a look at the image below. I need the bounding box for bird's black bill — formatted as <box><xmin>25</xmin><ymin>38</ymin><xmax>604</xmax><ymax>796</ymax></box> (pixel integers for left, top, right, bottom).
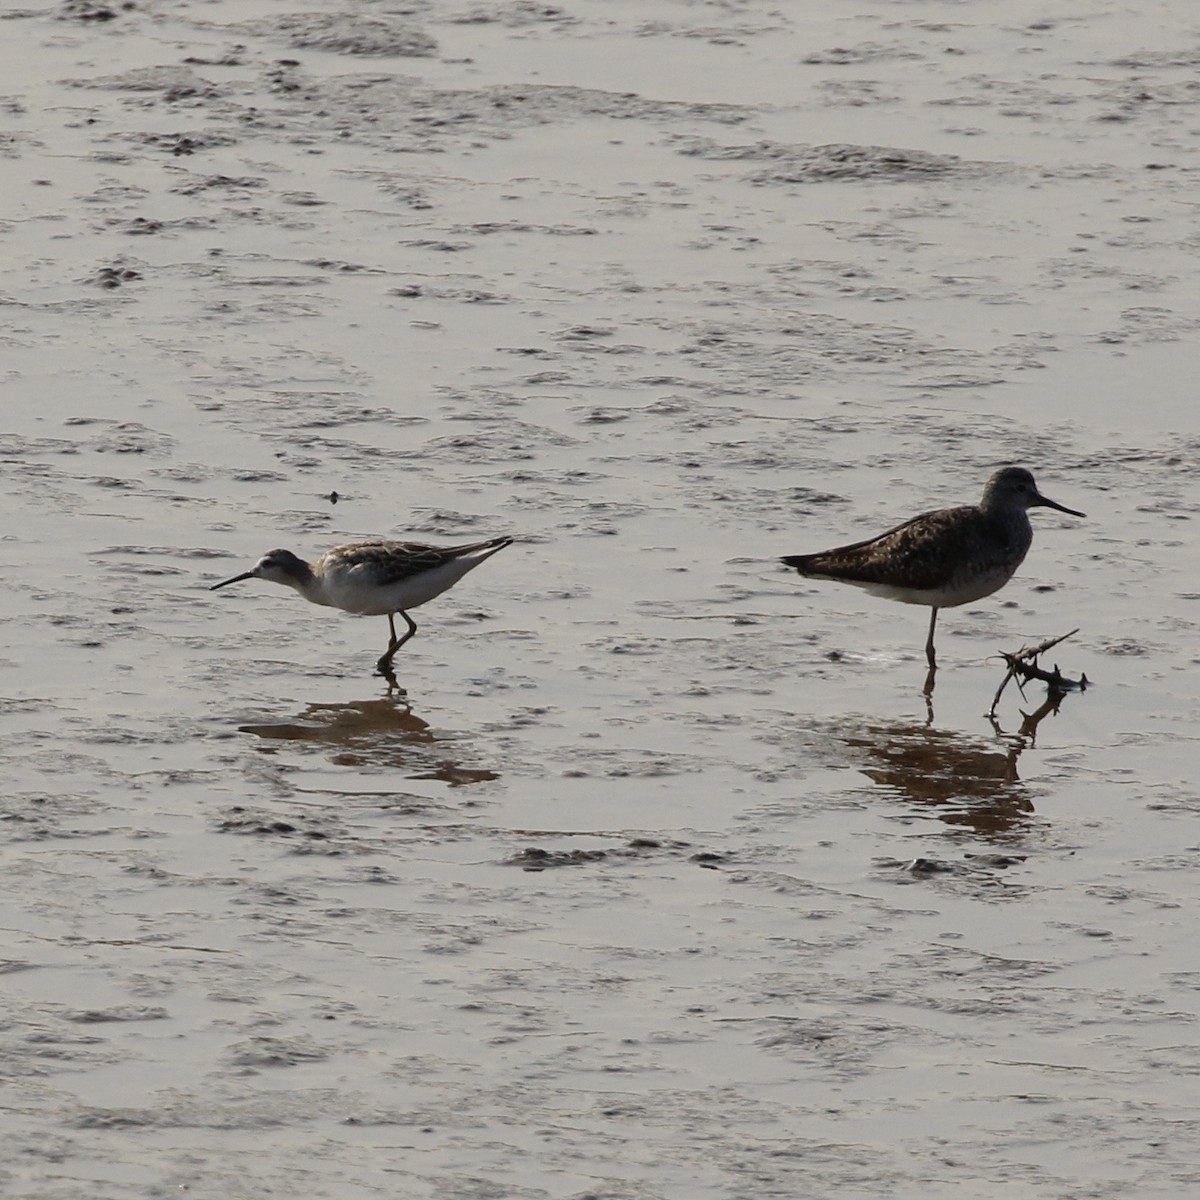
<box><xmin>1036</xmin><ymin>495</ymin><xmax>1085</xmax><ymax>518</ymax></box>
<box><xmin>210</xmin><ymin>571</ymin><xmax>255</xmax><ymax>591</ymax></box>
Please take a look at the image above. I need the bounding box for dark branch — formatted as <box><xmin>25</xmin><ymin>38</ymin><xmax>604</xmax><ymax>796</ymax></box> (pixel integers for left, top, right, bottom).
<box><xmin>990</xmin><ymin>629</ymin><xmax>1088</xmax><ymax>717</ymax></box>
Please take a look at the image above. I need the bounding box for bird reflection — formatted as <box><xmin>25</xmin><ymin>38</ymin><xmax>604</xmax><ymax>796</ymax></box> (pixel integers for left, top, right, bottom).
<box><xmin>239</xmin><ymin>697</ymin><xmax>498</xmax><ymax>786</ymax></box>
<box><xmin>842</xmin><ymin>720</ymin><xmax>1033</xmax><ymax>837</ymax></box>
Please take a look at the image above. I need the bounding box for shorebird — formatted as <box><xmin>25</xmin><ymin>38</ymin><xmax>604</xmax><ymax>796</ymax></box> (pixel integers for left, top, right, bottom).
<box><xmin>210</xmin><ymin>535</ymin><xmax>513</xmax><ymax>677</ymax></box>
<box><xmin>781</xmin><ymin>467</ymin><xmax>1084</xmax><ymax>678</ymax></box>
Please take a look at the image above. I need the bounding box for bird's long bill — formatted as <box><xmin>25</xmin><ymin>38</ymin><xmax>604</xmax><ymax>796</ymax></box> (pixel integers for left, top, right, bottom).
<box><xmin>1036</xmin><ymin>493</ymin><xmax>1086</xmax><ymax>518</ymax></box>
<box><xmin>209</xmin><ymin>571</ymin><xmax>255</xmax><ymax>591</ymax></box>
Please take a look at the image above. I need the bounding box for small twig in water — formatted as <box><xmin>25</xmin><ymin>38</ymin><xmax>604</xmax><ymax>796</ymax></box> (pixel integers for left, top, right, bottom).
<box><xmin>990</xmin><ymin>629</ymin><xmax>1088</xmax><ymax>717</ymax></box>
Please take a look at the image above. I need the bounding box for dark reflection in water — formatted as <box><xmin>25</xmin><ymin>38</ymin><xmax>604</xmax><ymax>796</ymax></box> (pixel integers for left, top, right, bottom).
<box><xmin>832</xmin><ymin>683</ymin><xmax>1078</xmax><ymax>837</ymax></box>
<box><xmin>239</xmin><ymin>698</ymin><xmax>499</xmax><ymax>786</ymax></box>
<box><xmin>843</xmin><ymin>720</ymin><xmax>1033</xmax><ymax>837</ymax></box>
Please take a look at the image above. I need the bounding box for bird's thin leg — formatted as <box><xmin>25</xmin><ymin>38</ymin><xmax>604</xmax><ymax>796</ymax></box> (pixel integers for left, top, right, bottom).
<box><xmin>376</xmin><ymin>611</ymin><xmax>418</xmax><ymax>674</ymax></box>
<box><xmin>376</xmin><ymin>614</ymin><xmax>399</xmax><ymax>675</ymax></box>
<box><xmin>925</xmin><ymin>608</ymin><xmax>939</xmax><ymax>670</ymax></box>
<box><xmin>922</xmin><ymin>608</ymin><xmax>939</xmax><ymax>698</ymax></box>
<box><xmin>393</xmin><ymin>611</ymin><xmax>418</xmax><ymax>652</ymax></box>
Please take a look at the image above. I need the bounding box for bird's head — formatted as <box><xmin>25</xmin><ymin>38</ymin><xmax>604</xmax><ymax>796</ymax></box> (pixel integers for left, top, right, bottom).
<box><xmin>210</xmin><ymin>549</ymin><xmax>311</xmax><ymax>591</ymax></box>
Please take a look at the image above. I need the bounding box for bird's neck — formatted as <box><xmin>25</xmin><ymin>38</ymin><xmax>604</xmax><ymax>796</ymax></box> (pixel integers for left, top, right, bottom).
<box><xmin>281</xmin><ymin>560</ymin><xmax>319</xmax><ymax>594</ymax></box>
<box><xmin>989</xmin><ymin>507</ymin><xmax>1034</xmax><ymax>553</ymax></box>
<box><xmin>291</xmin><ymin>567</ymin><xmax>340</xmax><ymax>609</ymax></box>
<box><xmin>981</xmin><ymin>499</ymin><xmax>1030</xmax><ymax>525</ymax></box>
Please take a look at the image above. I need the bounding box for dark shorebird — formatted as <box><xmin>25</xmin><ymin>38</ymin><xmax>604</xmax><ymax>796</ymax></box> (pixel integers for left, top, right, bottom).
<box><xmin>210</xmin><ymin>536</ymin><xmax>513</xmax><ymax>677</ymax></box>
<box><xmin>781</xmin><ymin>467</ymin><xmax>1084</xmax><ymax>679</ymax></box>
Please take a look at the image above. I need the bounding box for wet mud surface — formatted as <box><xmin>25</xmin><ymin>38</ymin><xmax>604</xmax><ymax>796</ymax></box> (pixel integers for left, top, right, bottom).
<box><xmin>4</xmin><ymin>1</ymin><xmax>1200</xmax><ymax>1196</ymax></box>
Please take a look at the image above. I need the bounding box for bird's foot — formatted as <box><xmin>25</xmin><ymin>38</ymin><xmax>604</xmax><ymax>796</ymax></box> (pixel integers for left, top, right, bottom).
<box><xmin>375</xmin><ymin>655</ymin><xmax>401</xmax><ymax>688</ymax></box>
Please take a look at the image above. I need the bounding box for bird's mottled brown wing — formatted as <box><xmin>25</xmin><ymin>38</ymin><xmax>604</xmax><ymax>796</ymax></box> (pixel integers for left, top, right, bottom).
<box><xmin>782</xmin><ymin>505</ymin><xmax>1017</xmax><ymax>592</ymax></box>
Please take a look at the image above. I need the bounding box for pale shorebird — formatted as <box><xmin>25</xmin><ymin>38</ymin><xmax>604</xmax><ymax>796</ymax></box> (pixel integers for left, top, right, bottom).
<box><xmin>210</xmin><ymin>535</ymin><xmax>513</xmax><ymax>677</ymax></box>
<box><xmin>781</xmin><ymin>467</ymin><xmax>1084</xmax><ymax>679</ymax></box>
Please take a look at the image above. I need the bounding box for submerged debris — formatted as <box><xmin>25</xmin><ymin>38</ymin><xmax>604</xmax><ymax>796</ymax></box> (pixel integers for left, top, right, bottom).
<box><xmin>990</xmin><ymin>629</ymin><xmax>1088</xmax><ymax>717</ymax></box>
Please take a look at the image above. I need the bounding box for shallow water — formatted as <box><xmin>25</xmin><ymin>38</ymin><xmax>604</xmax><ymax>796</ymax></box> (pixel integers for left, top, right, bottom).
<box><xmin>3</xmin><ymin>1</ymin><xmax>1200</xmax><ymax>1197</ymax></box>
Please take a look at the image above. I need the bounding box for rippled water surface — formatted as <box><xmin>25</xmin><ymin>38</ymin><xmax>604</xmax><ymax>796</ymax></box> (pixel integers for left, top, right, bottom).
<box><xmin>3</xmin><ymin>1</ymin><xmax>1200</xmax><ymax>1196</ymax></box>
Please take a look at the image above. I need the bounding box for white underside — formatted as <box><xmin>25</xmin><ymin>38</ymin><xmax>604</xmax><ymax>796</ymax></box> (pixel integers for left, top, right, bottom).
<box><xmin>836</xmin><ymin>566</ymin><xmax>1016</xmax><ymax>609</ymax></box>
<box><xmin>304</xmin><ymin>546</ymin><xmax>505</xmax><ymax>615</ymax></box>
